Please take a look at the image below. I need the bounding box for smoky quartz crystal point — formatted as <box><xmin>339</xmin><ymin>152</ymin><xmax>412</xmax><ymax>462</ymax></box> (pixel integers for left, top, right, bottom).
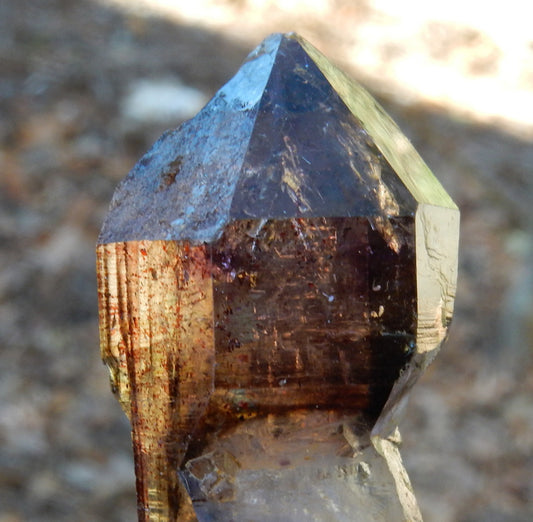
<box><xmin>97</xmin><ymin>33</ymin><xmax>459</xmax><ymax>521</ymax></box>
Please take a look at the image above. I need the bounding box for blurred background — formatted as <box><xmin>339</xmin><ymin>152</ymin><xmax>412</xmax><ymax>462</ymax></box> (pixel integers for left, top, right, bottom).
<box><xmin>1</xmin><ymin>1</ymin><xmax>532</xmax><ymax>520</ymax></box>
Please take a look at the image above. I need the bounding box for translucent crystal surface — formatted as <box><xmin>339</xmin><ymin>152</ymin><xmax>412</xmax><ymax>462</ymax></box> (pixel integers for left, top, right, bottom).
<box><xmin>210</xmin><ymin>217</ymin><xmax>415</xmax><ymax>424</ymax></box>
<box><xmin>97</xmin><ymin>32</ymin><xmax>459</xmax><ymax>521</ymax></box>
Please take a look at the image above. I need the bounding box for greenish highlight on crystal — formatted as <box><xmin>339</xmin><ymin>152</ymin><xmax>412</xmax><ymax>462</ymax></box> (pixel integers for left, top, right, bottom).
<box><xmin>298</xmin><ymin>35</ymin><xmax>458</xmax><ymax>211</ymax></box>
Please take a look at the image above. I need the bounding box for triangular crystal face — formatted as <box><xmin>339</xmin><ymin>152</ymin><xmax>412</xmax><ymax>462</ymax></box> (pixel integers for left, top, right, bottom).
<box><xmin>99</xmin><ymin>33</ymin><xmax>453</xmax><ymax>245</ymax></box>
<box><xmin>230</xmin><ymin>35</ymin><xmax>416</xmax><ymax>219</ymax></box>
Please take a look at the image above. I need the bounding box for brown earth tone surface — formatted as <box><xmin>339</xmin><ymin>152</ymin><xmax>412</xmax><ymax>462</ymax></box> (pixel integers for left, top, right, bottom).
<box><xmin>1</xmin><ymin>1</ymin><xmax>532</xmax><ymax>521</ymax></box>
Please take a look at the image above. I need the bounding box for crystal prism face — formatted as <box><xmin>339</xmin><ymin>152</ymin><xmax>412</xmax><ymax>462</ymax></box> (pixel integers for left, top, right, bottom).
<box><xmin>97</xmin><ymin>32</ymin><xmax>459</xmax><ymax>521</ymax></box>
<box><xmin>211</xmin><ymin>217</ymin><xmax>415</xmax><ymax>424</ymax></box>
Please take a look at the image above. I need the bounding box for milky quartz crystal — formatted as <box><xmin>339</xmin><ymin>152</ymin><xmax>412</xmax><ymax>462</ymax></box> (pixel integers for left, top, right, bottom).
<box><xmin>97</xmin><ymin>33</ymin><xmax>459</xmax><ymax>521</ymax></box>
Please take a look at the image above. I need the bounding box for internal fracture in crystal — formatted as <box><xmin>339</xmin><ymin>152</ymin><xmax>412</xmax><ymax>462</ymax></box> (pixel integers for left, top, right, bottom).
<box><xmin>97</xmin><ymin>32</ymin><xmax>459</xmax><ymax>521</ymax></box>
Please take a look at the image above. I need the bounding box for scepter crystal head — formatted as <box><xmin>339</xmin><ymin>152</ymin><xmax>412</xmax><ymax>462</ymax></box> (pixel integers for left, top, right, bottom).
<box><xmin>97</xmin><ymin>33</ymin><xmax>459</xmax><ymax>521</ymax></box>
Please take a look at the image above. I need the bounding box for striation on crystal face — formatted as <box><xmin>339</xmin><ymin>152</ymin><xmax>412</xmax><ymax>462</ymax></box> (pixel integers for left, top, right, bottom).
<box><xmin>97</xmin><ymin>33</ymin><xmax>459</xmax><ymax>521</ymax></box>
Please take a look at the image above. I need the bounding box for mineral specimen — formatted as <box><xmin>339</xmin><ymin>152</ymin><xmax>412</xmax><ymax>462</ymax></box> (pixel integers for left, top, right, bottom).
<box><xmin>97</xmin><ymin>33</ymin><xmax>459</xmax><ymax>521</ymax></box>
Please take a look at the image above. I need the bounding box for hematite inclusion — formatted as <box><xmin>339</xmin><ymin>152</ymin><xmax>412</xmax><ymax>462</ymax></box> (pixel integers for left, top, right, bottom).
<box><xmin>97</xmin><ymin>33</ymin><xmax>459</xmax><ymax>521</ymax></box>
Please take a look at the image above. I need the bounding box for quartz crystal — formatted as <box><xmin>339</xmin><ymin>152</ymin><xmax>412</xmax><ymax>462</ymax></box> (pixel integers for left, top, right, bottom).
<box><xmin>97</xmin><ymin>33</ymin><xmax>459</xmax><ymax>521</ymax></box>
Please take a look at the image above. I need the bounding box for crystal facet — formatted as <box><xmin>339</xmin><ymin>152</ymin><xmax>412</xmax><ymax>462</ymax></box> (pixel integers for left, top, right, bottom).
<box><xmin>97</xmin><ymin>33</ymin><xmax>459</xmax><ymax>521</ymax></box>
